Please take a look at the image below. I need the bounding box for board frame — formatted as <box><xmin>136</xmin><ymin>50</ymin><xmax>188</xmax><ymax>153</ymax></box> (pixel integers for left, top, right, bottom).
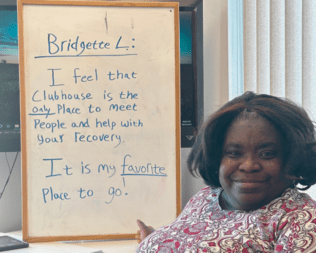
<box><xmin>18</xmin><ymin>0</ymin><xmax>181</xmax><ymax>243</ymax></box>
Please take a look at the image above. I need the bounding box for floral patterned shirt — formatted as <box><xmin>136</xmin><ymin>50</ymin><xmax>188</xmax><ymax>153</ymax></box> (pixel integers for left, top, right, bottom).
<box><xmin>136</xmin><ymin>186</ymin><xmax>316</xmax><ymax>253</ymax></box>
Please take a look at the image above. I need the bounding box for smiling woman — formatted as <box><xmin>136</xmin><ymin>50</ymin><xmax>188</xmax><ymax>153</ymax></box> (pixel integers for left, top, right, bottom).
<box><xmin>219</xmin><ymin>112</ymin><xmax>291</xmax><ymax>212</ymax></box>
<box><xmin>136</xmin><ymin>92</ymin><xmax>316</xmax><ymax>252</ymax></box>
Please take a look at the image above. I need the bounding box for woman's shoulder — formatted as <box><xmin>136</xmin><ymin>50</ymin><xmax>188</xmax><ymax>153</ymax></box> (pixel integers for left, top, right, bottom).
<box><xmin>281</xmin><ymin>187</ymin><xmax>316</xmax><ymax>209</ymax></box>
<box><xmin>189</xmin><ymin>186</ymin><xmax>220</xmax><ymax>200</ymax></box>
<box><xmin>269</xmin><ymin>188</ymin><xmax>316</xmax><ymax>251</ymax></box>
<box><xmin>183</xmin><ymin>186</ymin><xmax>221</xmax><ymax>210</ymax></box>
<box><xmin>262</xmin><ymin>187</ymin><xmax>316</xmax><ymax>216</ymax></box>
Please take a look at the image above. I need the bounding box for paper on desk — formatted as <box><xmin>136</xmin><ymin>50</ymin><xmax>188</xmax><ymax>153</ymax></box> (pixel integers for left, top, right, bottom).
<box><xmin>16</xmin><ymin>242</ymin><xmax>102</xmax><ymax>253</ymax></box>
<box><xmin>70</xmin><ymin>239</ymin><xmax>139</xmax><ymax>253</ymax></box>
<box><xmin>4</xmin><ymin>246</ymin><xmax>102</xmax><ymax>253</ymax></box>
<box><xmin>0</xmin><ymin>232</ymin><xmax>102</xmax><ymax>253</ymax></box>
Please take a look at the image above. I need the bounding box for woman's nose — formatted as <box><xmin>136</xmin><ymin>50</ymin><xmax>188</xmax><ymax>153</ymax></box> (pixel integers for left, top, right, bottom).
<box><xmin>238</xmin><ymin>155</ymin><xmax>261</xmax><ymax>172</ymax></box>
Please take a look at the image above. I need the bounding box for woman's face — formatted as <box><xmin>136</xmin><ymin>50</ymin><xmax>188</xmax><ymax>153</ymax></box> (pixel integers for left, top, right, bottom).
<box><xmin>219</xmin><ymin>114</ymin><xmax>292</xmax><ymax>211</ymax></box>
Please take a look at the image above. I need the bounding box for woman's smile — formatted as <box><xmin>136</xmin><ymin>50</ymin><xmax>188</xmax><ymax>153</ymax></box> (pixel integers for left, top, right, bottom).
<box><xmin>234</xmin><ymin>180</ymin><xmax>268</xmax><ymax>188</ymax></box>
<box><xmin>232</xmin><ymin>176</ymin><xmax>270</xmax><ymax>188</ymax></box>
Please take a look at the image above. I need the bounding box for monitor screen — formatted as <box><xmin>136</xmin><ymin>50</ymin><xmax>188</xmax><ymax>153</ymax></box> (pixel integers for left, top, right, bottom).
<box><xmin>180</xmin><ymin>11</ymin><xmax>192</xmax><ymax>65</ymax></box>
<box><xmin>0</xmin><ymin>5</ymin><xmax>20</xmax><ymax>152</ymax></box>
<box><xmin>0</xmin><ymin>5</ymin><xmax>18</xmax><ymax>60</ymax></box>
<box><xmin>179</xmin><ymin>10</ymin><xmax>196</xmax><ymax>129</ymax></box>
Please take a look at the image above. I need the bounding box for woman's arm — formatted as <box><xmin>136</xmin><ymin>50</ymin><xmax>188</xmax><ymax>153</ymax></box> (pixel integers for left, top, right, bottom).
<box><xmin>135</xmin><ymin>220</ymin><xmax>155</xmax><ymax>243</ymax></box>
<box><xmin>135</xmin><ymin>187</ymin><xmax>212</xmax><ymax>244</ymax></box>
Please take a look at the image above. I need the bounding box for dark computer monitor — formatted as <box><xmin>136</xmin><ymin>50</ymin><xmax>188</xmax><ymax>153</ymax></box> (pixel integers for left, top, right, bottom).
<box><xmin>180</xmin><ymin>7</ymin><xmax>198</xmax><ymax>147</ymax></box>
<box><xmin>0</xmin><ymin>5</ymin><xmax>20</xmax><ymax>152</ymax></box>
<box><xmin>180</xmin><ymin>8</ymin><xmax>195</xmax><ymax>127</ymax></box>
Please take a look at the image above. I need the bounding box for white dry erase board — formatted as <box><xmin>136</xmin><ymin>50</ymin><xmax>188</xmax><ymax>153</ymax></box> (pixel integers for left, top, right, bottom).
<box><xmin>18</xmin><ymin>0</ymin><xmax>180</xmax><ymax>242</ymax></box>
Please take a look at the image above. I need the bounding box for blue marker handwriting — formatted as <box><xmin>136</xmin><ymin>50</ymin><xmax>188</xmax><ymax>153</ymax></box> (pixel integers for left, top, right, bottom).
<box><xmin>57</xmin><ymin>104</ymin><xmax>81</xmax><ymax>115</ymax></box>
<box><xmin>38</xmin><ymin>134</ymin><xmax>64</xmax><ymax>145</ymax></box>
<box><xmin>43</xmin><ymin>158</ymin><xmax>117</xmax><ymax>178</ymax></box>
<box><xmin>107</xmin><ymin>70</ymin><xmax>137</xmax><ymax>81</ymax></box>
<box><xmin>96</xmin><ymin>118</ymin><xmax>116</xmax><ymax>130</ymax></box>
<box><xmin>109</xmin><ymin>103</ymin><xmax>137</xmax><ymax>112</ymax></box>
<box><xmin>121</xmin><ymin>119</ymin><xmax>143</xmax><ymax>128</ymax></box>
<box><xmin>40</xmin><ymin>155</ymin><xmax>168</xmax><ymax>204</ymax></box>
<box><xmin>47</xmin><ymin>68</ymin><xmax>64</xmax><ymax>87</ymax></box>
<box><xmin>74</xmin><ymin>132</ymin><xmax>122</xmax><ymax>148</ymax></box>
<box><xmin>104</xmin><ymin>186</ymin><xmax>123</xmax><ymax>204</ymax></box>
<box><xmin>78</xmin><ymin>188</ymin><xmax>94</xmax><ymax>199</ymax></box>
<box><xmin>71</xmin><ymin>118</ymin><xmax>90</xmax><ymax>128</ymax></box>
<box><xmin>38</xmin><ymin>34</ymin><xmax>136</xmax><ymax>58</ymax></box>
<box><xmin>34</xmin><ymin>119</ymin><xmax>66</xmax><ymax>133</ymax></box>
<box><xmin>42</xmin><ymin>156</ymin><xmax>167</xmax><ymax>179</ymax></box>
<box><xmin>41</xmin><ymin>186</ymin><xmax>125</xmax><ymax>204</ymax></box>
<box><xmin>98</xmin><ymin>163</ymin><xmax>116</xmax><ymax>178</ymax></box>
<box><xmin>42</xmin><ymin>187</ymin><xmax>71</xmax><ymax>203</ymax></box>
<box><xmin>32</xmin><ymin>90</ymin><xmax>92</xmax><ymax>102</ymax></box>
<box><xmin>29</xmin><ymin>105</ymin><xmax>54</xmax><ymax>118</ymax></box>
<box><xmin>46</xmin><ymin>68</ymin><xmax>138</xmax><ymax>89</ymax></box>
<box><xmin>121</xmin><ymin>154</ymin><xmax>167</xmax><ymax>177</ymax></box>
<box><xmin>73</xmin><ymin>68</ymin><xmax>98</xmax><ymax>84</ymax></box>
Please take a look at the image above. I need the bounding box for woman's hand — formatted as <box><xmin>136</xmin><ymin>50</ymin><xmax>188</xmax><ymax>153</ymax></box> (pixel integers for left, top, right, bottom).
<box><xmin>136</xmin><ymin>219</ymin><xmax>155</xmax><ymax>243</ymax></box>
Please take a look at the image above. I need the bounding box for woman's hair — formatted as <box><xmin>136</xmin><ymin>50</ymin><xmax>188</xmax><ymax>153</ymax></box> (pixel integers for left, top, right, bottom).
<box><xmin>187</xmin><ymin>91</ymin><xmax>316</xmax><ymax>190</ymax></box>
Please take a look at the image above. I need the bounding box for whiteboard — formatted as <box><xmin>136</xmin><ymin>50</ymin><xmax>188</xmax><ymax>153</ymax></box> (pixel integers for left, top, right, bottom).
<box><xmin>18</xmin><ymin>0</ymin><xmax>180</xmax><ymax>242</ymax></box>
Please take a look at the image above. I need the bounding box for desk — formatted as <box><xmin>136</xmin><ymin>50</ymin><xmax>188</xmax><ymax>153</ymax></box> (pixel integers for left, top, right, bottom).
<box><xmin>1</xmin><ymin>231</ymin><xmax>139</xmax><ymax>253</ymax></box>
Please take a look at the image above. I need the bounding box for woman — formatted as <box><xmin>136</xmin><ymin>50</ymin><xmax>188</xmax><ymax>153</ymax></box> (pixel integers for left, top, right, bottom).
<box><xmin>135</xmin><ymin>92</ymin><xmax>316</xmax><ymax>252</ymax></box>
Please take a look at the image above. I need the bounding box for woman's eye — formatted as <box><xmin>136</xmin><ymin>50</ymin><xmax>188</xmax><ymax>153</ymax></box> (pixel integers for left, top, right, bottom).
<box><xmin>225</xmin><ymin>151</ymin><xmax>241</xmax><ymax>158</ymax></box>
<box><xmin>260</xmin><ymin>151</ymin><xmax>276</xmax><ymax>159</ymax></box>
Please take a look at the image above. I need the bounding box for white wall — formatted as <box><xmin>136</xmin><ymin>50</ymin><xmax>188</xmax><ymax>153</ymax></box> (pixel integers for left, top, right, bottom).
<box><xmin>0</xmin><ymin>152</ymin><xmax>21</xmax><ymax>232</ymax></box>
<box><xmin>203</xmin><ymin>0</ymin><xmax>229</xmax><ymax>117</ymax></box>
